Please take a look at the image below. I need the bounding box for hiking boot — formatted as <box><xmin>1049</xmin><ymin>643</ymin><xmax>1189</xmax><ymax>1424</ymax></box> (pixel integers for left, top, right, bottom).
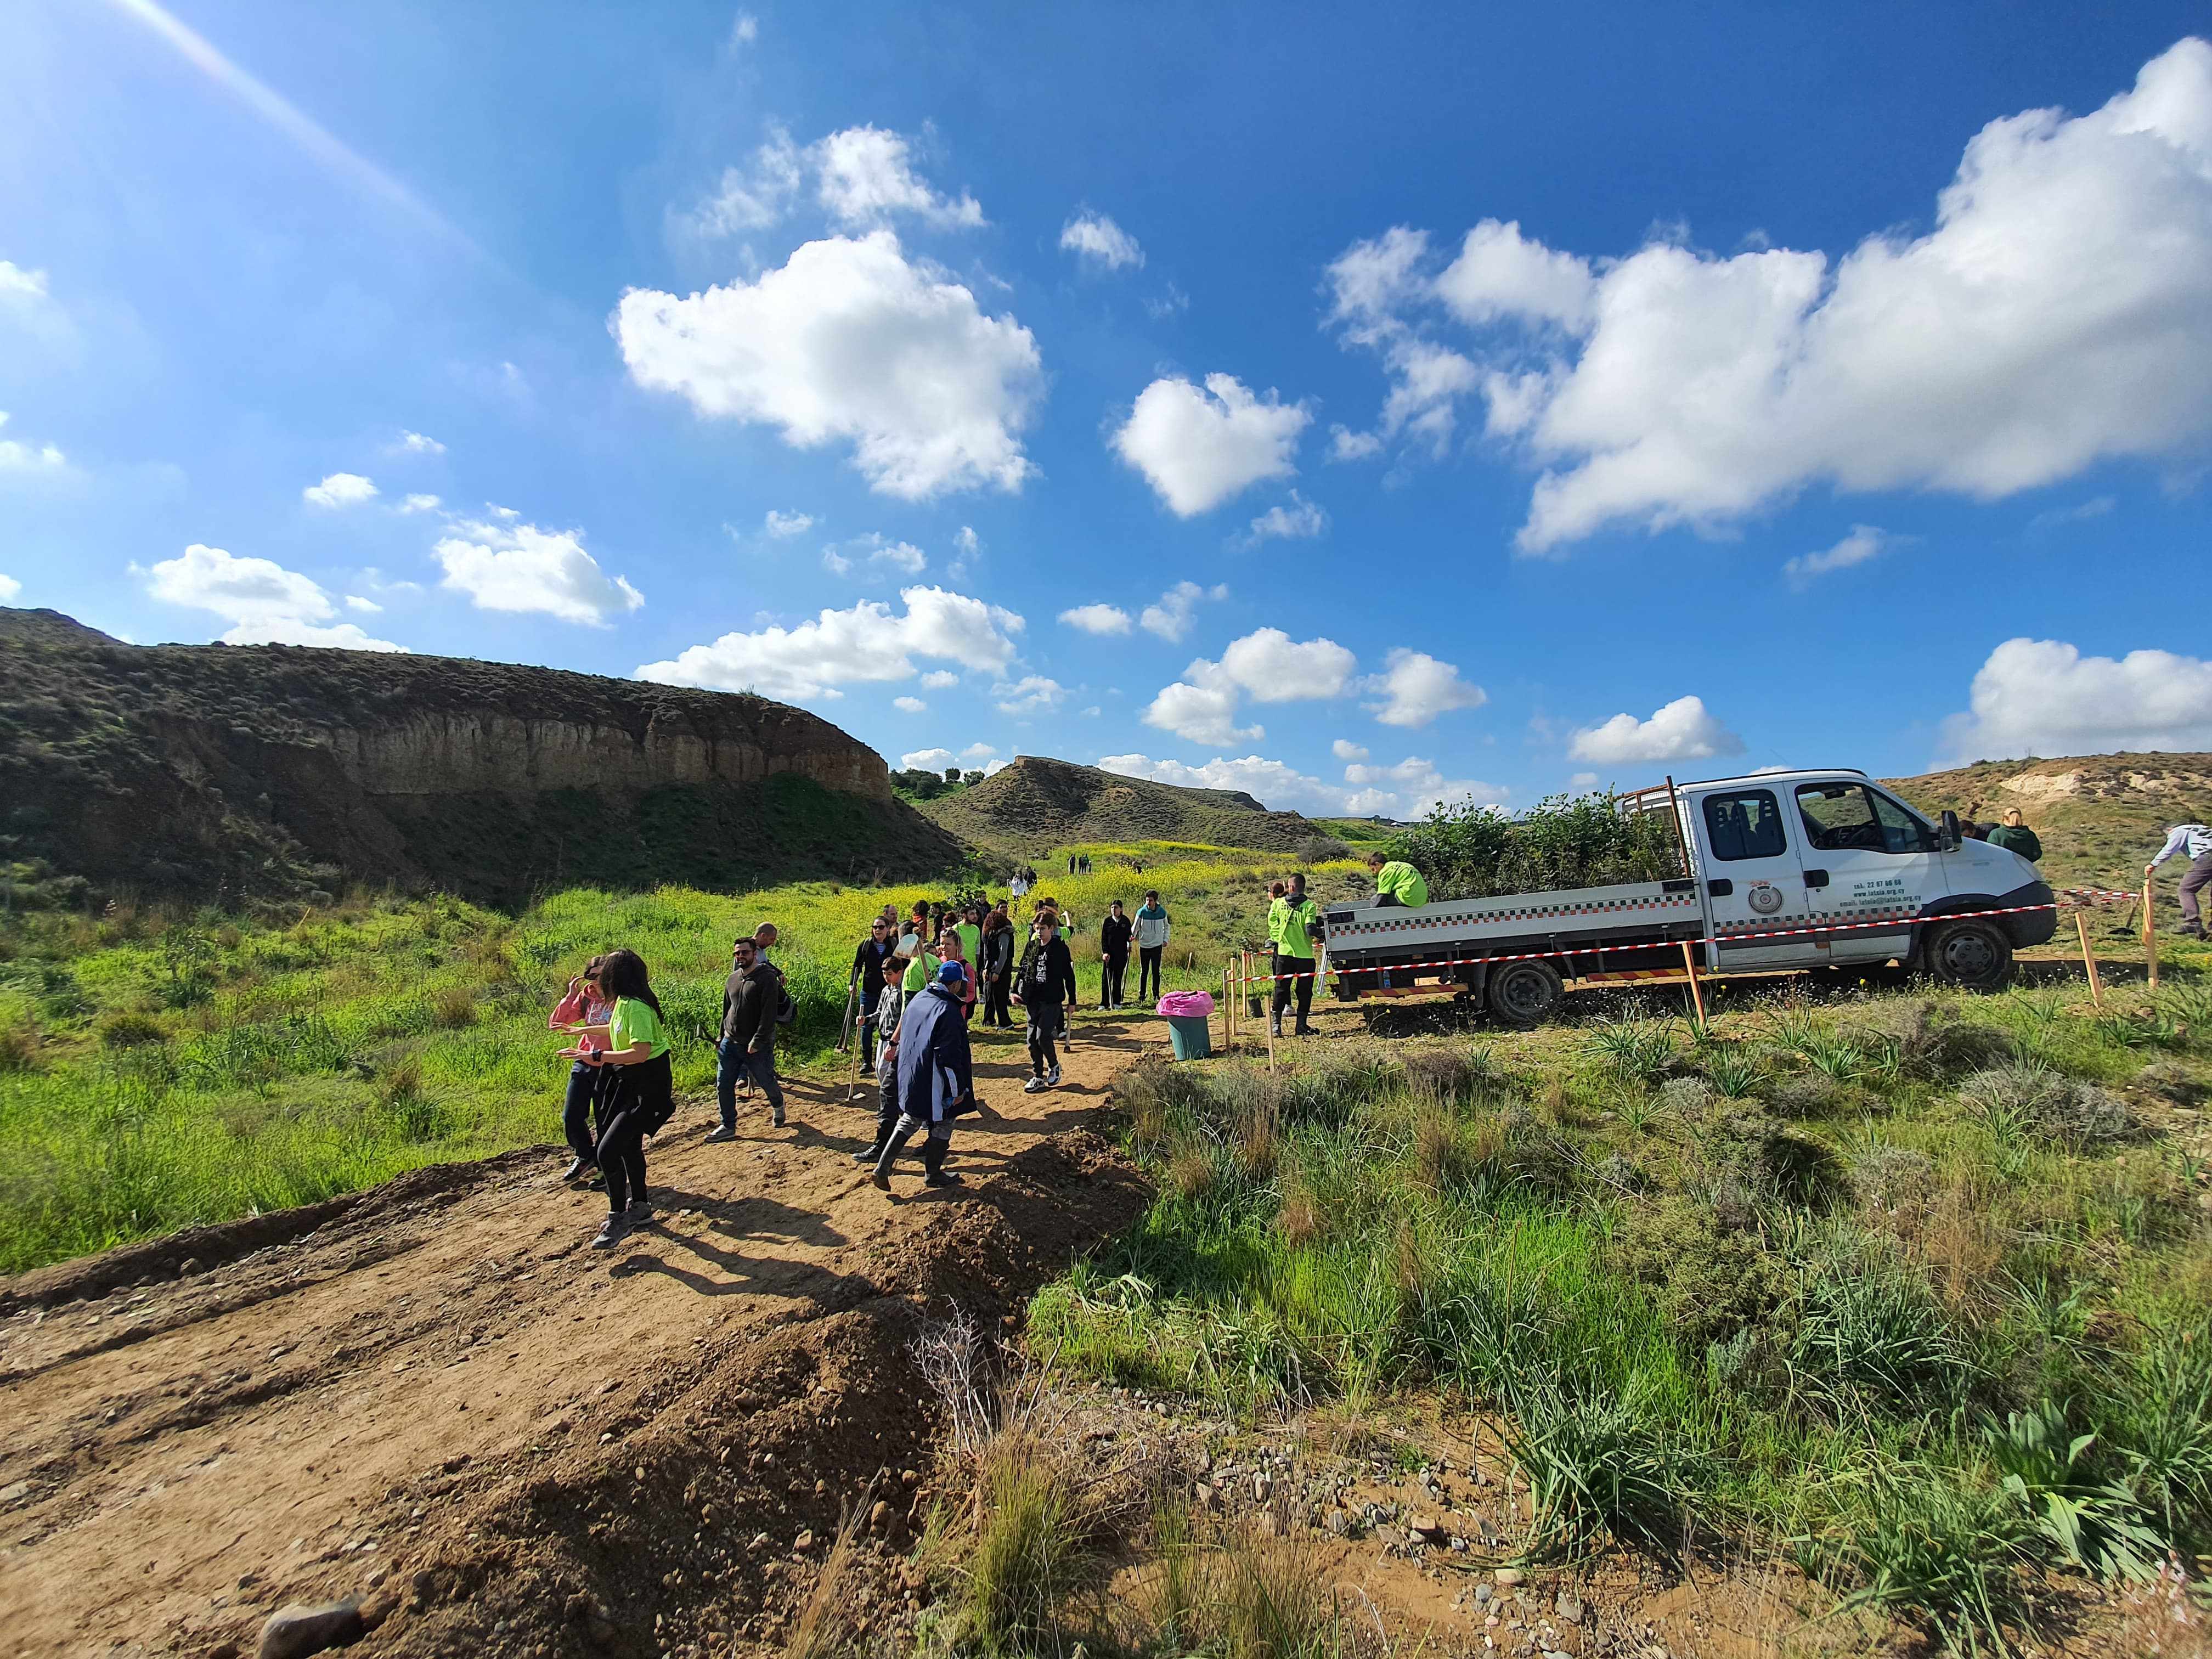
<box><xmin>922</xmin><ymin>1141</ymin><xmax>962</xmax><ymax>1188</ymax></box>
<box><xmin>1294</xmin><ymin>1021</ymin><xmax>1316</xmax><ymax>1036</ymax></box>
<box><xmin>627</xmin><ymin>1201</ymin><xmax>655</xmax><ymax>1226</ymax></box>
<box><xmin>1269</xmin><ymin>1017</ymin><xmax>1283</xmax><ymax>1038</ymax></box>
<box><xmin>589</xmin><ymin>1214</ymin><xmax>628</xmax><ymax>1250</ymax></box>
<box><xmin>924</xmin><ymin>1168</ymin><xmax>964</xmax><ymax>1188</ymax></box>
<box><xmin>1023</xmin><ymin>1075</ymin><xmax>1048</xmax><ymax>1093</ymax></box>
<box><xmin>704</xmin><ymin>1124</ymin><xmax>737</xmax><ymax>1143</ymax></box>
<box><xmin>560</xmin><ymin>1156</ymin><xmax>593</xmax><ymax>1183</ymax></box>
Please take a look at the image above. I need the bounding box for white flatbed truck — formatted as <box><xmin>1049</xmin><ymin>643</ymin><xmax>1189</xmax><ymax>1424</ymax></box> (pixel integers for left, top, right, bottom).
<box><xmin>1321</xmin><ymin>768</ymin><xmax>2056</xmax><ymax>1027</ymax></box>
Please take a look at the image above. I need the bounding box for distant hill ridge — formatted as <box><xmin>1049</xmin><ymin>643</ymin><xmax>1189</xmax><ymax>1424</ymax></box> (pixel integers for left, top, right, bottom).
<box><xmin>915</xmin><ymin>754</ymin><xmax>1327</xmax><ymax>856</ymax></box>
<box><xmin>0</xmin><ymin>609</ymin><xmax>962</xmax><ymax>905</ymax></box>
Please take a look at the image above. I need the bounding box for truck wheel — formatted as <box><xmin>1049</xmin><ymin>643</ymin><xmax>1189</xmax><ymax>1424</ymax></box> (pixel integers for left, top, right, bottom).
<box><xmin>1923</xmin><ymin>919</ymin><xmax>2013</xmax><ymax>991</ymax></box>
<box><xmin>1487</xmin><ymin>960</ymin><xmax>1564</xmax><ymax>1029</ymax></box>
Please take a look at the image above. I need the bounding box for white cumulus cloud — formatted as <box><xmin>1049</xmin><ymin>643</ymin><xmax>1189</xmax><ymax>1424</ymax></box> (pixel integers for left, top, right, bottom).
<box><xmin>0</xmin><ymin>574</ymin><xmax>21</xmax><ymax>601</ymax></box>
<box><xmin>1111</xmin><ymin>373</ymin><xmax>1312</xmax><ymax>516</ymax></box>
<box><xmin>1140</xmin><ymin>664</ymin><xmax>1261</xmax><ymax>748</ymax></box>
<box><xmin>398</xmin><ymin>430</ymin><xmax>445</xmax><ymax>455</ymax></box>
<box><xmin>764</xmin><ymin>509</ymin><xmax>815</xmax><ymax>538</ymax></box>
<box><xmin>1137</xmin><ymin>579</ymin><xmax>1228</xmax><ymax>643</ymax></box>
<box><xmin>1362</xmin><ymin>648</ymin><xmax>1487</xmax><ymax>727</ymax></box>
<box><xmin>814</xmin><ymin>126</ymin><xmax>984</xmax><ymax>229</ymax></box>
<box><xmin>1940</xmin><ymin>637</ymin><xmax>2212</xmax><ymax>760</ymax></box>
<box><xmin>1101</xmin><ymin>751</ymin><xmax>1503</xmax><ymax>820</ymax></box>
<box><xmin>1059</xmin><ymin>210</ymin><xmax>1144</xmax><ymax>271</ymax></box>
<box><xmin>399</xmin><ymin>493</ymin><xmax>442</xmax><ymax>514</ymax></box>
<box><xmin>0</xmin><ymin>411</ymin><xmax>65</xmax><ymax>471</ymax></box>
<box><xmin>901</xmin><ymin>748</ymin><xmax>958</xmax><ymax>772</ymax></box>
<box><xmin>302</xmin><ymin>472</ymin><xmax>377</xmax><ymax>509</ymax></box>
<box><xmin>145</xmin><ymin>543</ymin><xmax>404</xmax><ymax>651</ymax></box>
<box><xmin>637</xmin><ymin>585</ymin><xmax>1023</xmax><ymax>702</ymax></box>
<box><xmin>1333</xmin><ymin>738</ymin><xmax>1369</xmax><ymax>761</ymax></box>
<box><xmin>1327</xmin><ymin>40</ymin><xmax>2212</xmax><ymax>552</ymax></box>
<box><xmin>1783</xmin><ymin>525</ymin><xmax>1897</xmax><ymax>588</ymax></box>
<box><xmin>994</xmin><ymin>675</ymin><xmax>1065</xmax><ymax>715</ymax></box>
<box><xmin>893</xmin><ymin>695</ymin><xmax>926</xmax><ymax>713</ymax></box>
<box><xmin>919</xmin><ymin>669</ymin><xmax>960</xmax><ymax>690</ymax></box>
<box><xmin>1141</xmin><ymin>628</ymin><xmax>1355</xmax><ymax>746</ymax></box>
<box><xmin>616</xmin><ymin>232</ymin><xmax>1043</xmax><ymax>500</ymax></box>
<box><xmin>432</xmin><ymin>519</ymin><xmax>645</xmax><ymax>626</ymax></box>
<box><xmin>1059</xmin><ymin>602</ymin><xmax>1132</xmax><ymax>635</ymax></box>
<box><xmin>1242</xmin><ymin>491</ymin><xmax>1328</xmax><ymax>546</ymax></box>
<box><xmin>1568</xmin><ymin>695</ymin><xmax>1745</xmax><ymax>765</ymax></box>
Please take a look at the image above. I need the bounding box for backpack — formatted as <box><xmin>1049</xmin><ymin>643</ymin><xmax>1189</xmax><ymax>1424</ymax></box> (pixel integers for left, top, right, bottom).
<box><xmin>772</xmin><ymin>966</ymin><xmax>797</xmax><ymax>1026</ymax></box>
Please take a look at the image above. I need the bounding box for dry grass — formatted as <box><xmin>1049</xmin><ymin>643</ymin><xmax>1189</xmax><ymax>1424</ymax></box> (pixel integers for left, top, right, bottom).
<box><xmin>429</xmin><ymin>984</ymin><xmax>478</xmax><ymax>1030</ymax></box>
<box><xmin>783</xmin><ymin>1477</ymin><xmax>875</xmax><ymax>1659</ymax></box>
<box><xmin>1170</xmin><ymin>1139</ymin><xmax>1218</xmax><ymax>1203</ymax></box>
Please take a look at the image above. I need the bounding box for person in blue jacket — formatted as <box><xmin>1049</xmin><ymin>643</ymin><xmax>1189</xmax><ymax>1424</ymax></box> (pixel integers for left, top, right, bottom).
<box><xmin>872</xmin><ymin>960</ymin><xmax>979</xmax><ymax>1191</ymax></box>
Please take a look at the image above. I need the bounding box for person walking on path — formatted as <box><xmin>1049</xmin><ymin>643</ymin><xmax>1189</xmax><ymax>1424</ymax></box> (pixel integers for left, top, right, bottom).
<box><xmin>1987</xmin><ymin>808</ymin><xmax>2042</xmax><ymax>862</ymax></box>
<box><xmin>2148</xmin><ymin>822</ymin><xmax>2212</xmax><ymax>938</ymax></box>
<box><xmin>848</xmin><ymin>916</ymin><xmax>896</xmax><ymax>1076</ymax></box>
<box><xmin>1133</xmin><ymin>891</ymin><xmax>1171</xmax><ymax>1005</ymax></box>
<box><xmin>1010</xmin><ymin>869</ymin><xmax>1029</xmax><ymax>901</ymax></box>
<box><xmin>1268</xmin><ymin>873</ymin><xmax>1324</xmax><ymax>1037</ymax></box>
<box><xmin>980</xmin><ymin>910</ymin><xmax>1016</xmax><ymax>1026</ymax></box>
<box><xmin>935</xmin><ymin>922</ymin><xmax>979</xmax><ymax>1022</ymax></box>
<box><xmin>955</xmin><ymin>904</ymin><xmax>984</xmax><ymax>979</ymax></box>
<box><xmin>558</xmin><ymin>949</ymin><xmax>674</xmax><ymax>1249</ymax></box>
<box><xmin>872</xmin><ymin>961</ymin><xmax>979</xmax><ymax>1190</ymax></box>
<box><xmin>854</xmin><ymin>953</ymin><xmax>911</xmax><ymax>1170</ymax></box>
<box><xmin>708</xmin><ymin>934</ymin><xmax>786</xmax><ymax>1139</ymax></box>
<box><xmin>548</xmin><ymin>956</ymin><xmax>611</xmax><ymax>1183</ymax></box>
<box><xmin>1099</xmin><ymin>900</ymin><xmax>1132</xmax><ymax>1009</ymax></box>
<box><xmin>1013</xmin><ymin>912</ymin><xmax>1078</xmax><ymax>1091</ymax></box>
<box><xmin>1366</xmin><ymin>851</ymin><xmax>1429</xmax><ymax>909</ymax></box>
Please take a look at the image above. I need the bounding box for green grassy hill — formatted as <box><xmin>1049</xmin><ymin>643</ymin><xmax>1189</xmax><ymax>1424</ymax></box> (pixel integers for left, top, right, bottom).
<box><xmin>915</xmin><ymin>754</ymin><xmax>1336</xmax><ymax>860</ymax></box>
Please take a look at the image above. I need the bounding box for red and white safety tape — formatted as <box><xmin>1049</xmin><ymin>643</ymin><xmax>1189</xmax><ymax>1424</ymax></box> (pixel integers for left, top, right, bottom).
<box><xmin>1233</xmin><ymin>895</ymin><xmax>2102</xmax><ymax>986</ymax></box>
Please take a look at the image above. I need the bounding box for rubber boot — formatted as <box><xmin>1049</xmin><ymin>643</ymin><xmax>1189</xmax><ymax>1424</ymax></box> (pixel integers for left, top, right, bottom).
<box><xmin>1269</xmin><ymin>1013</ymin><xmax>1283</xmax><ymax>1039</ymax></box>
<box><xmin>922</xmin><ymin>1138</ymin><xmax>962</xmax><ymax>1189</ymax></box>
<box><xmin>872</xmin><ymin>1124</ymin><xmax>917</xmax><ymax>1190</ymax></box>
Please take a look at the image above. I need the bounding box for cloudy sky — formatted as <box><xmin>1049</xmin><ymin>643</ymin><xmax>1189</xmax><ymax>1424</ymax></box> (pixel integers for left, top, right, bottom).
<box><xmin>6</xmin><ymin>4</ymin><xmax>2211</xmax><ymax>819</ymax></box>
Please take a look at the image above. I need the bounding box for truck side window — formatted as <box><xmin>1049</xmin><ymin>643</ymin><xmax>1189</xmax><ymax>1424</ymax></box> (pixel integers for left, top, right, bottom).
<box><xmin>1701</xmin><ymin>790</ymin><xmax>1785</xmax><ymax>861</ymax></box>
<box><xmin>1870</xmin><ymin>789</ymin><xmax>1936</xmax><ymax>854</ymax></box>
<box><xmin>1797</xmin><ymin>783</ymin><xmax>1887</xmax><ymax>853</ymax></box>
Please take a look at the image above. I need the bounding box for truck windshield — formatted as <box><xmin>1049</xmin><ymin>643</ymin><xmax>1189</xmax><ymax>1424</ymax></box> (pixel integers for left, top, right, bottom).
<box><xmin>1795</xmin><ymin>783</ymin><xmax>1933</xmax><ymax>855</ymax></box>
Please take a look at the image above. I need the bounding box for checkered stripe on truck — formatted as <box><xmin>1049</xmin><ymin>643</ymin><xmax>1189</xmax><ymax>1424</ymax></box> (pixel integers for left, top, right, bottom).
<box><xmin>1329</xmin><ymin>891</ymin><xmax>1699</xmax><ymax>940</ymax></box>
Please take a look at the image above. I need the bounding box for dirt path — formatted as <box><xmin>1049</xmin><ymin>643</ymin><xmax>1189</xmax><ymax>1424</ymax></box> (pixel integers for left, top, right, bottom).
<box><xmin>0</xmin><ymin>1016</ymin><xmax>1164</xmax><ymax>1659</ymax></box>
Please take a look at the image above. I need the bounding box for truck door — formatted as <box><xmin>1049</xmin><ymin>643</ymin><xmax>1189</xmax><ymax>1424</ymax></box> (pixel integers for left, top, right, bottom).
<box><xmin>1790</xmin><ymin>781</ymin><xmax>1941</xmax><ymax>963</ymax></box>
<box><xmin>1689</xmin><ymin>786</ymin><xmax>1821</xmax><ymax>970</ymax></box>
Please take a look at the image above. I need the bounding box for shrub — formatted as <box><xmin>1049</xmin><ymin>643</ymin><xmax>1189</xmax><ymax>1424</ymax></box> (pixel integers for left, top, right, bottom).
<box><xmin>1656</xmin><ymin>1075</ymin><xmax>1714</xmax><ymax>1118</ymax></box>
<box><xmin>1581</xmin><ymin>1013</ymin><xmax>1678</xmax><ymax>1087</ymax></box>
<box><xmin>1851</xmin><ymin>1143</ymin><xmax>1936</xmax><ymax>1214</ymax></box>
<box><xmin>1615</xmin><ymin>1195</ymin><xmax>1788</xmax><ymax>1353</ymax></box>
<box><xmin>1792</xmin><ymin>1244</ymin><xmax>1974</xmax><ymax>1412</ymax></box>
<box><xmin>1388</xmin><ymin>788</ymin><xmax>1683</xmax><ymax>904</ymax></box>
<box><xmin>1810</xmin><ymin>1464</ymin><xmax>2033</xmax><ymax>1655</ymax></box>
<box><xmin>97</xmin><ymin>1011</ymin><xmax>171</xmax><ymax>1049</ymax></box>
<box><xmin>2134</xmin><ymin>1060</ymin><xmax>2205</xmax><ymax>1106</ymax></box>
<box><xmin>1506</xmin><ymin>1382</ymin><xmax>1703</xmax><ymax>1558</ymax></box>
<box><xmin>429</xmin><ymin>985</ymin><xmax>478</xmax><ymax>1030</ymax></box>
<box><xmin>1401</xmin><ymin>1045</ymin><xmax>1502</xmax><ymax>1101</ymax></box>
<box><xmin>1765</xmin><ymin>1073</ymin><xmax>1856</xmax><ymax>1119</ymax></box>
<box><xmin>1960</xmin><ymin>1065</ymin><xmax>2133</xmax><ymax>1149</ymax></box>
<box><xmin>1860</xmin><ymin>1001</ymin><xmax>2016</xmax><ymax>1080</ymax></box>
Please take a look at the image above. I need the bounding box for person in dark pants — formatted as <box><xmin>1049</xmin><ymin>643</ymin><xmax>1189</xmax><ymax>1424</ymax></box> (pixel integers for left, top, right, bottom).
<box><xmin>1098</xmin><ymin>900</ymin><xmax>1132</xmax><ymax>1009</ymax></box>
<box><xmin>1268</xmin><ymin>873</ymin><xmax>1322</xmax><ymax>1037</ymax></box>
<box><xmin>1014</xmin><ymin>914</ymin><xmax>1077</xmax><ymax>1091</ymax></box>
<box><xmin>708</xmin><ymin>935</ymin><xmax>786</xmax><ymax>1139</ymax></box>
<box><xmin>548</xmin><ymin>955</ymin><xmax>611</xmax><ymax>1182</ymax></box>
<box><xmin>561</xmin><ymin>949</ymin><xmax>674</xmax><ymax>1250</ymax></box>
<box><xmin>855</xmin><ymin>954</ymin><xmax>911</xmax><ymax>1168</ymax></box>
<box><xmin>980</xmin><ymin>910</ymin><xmax>1016</xmax><ymax>1026</ymax></box>
<box><xmin>1133</xmin><ymin>891</ymin><xmax>1170</xmax><ymax>1006</ymax></box>
<box><xmin>872</xmin><ymin>961</ymin><xmax>979</xmax><ymax>1191</ymax></box>
<box><xmin>849</xmin><ymin>917</ymin><xmax>895</xmax><ymax>1075</ymax></box>
<box><xmin>2149</xmin><ymin>823</ymin><xmax>2212</xmax><ymax>938</ymax></box>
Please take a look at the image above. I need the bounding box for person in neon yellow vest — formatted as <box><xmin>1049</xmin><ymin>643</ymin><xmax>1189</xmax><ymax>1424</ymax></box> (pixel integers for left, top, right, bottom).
<box><xmin>1367</xmin><ymin>852</ymin><xmax>1428</xmax><ymax>909</ymax></box>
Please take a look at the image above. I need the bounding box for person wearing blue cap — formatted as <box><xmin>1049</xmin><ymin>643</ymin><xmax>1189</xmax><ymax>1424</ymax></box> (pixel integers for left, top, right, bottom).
<box><xmin>872</xmin><ymin>958</ymin><xmax>980</xmax><ymax>1190</ymax></box>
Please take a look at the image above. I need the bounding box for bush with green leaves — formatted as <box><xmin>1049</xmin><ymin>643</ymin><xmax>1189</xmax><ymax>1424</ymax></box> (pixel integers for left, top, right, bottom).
<box><xmin>1384</xmin><ymin>788</ymin><xmax>1683</xmax><ymax>902</ymax></box>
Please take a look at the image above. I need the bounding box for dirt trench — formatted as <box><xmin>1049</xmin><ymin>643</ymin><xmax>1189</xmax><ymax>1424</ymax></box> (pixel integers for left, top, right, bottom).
<box><xmin>0</xmin><ymin>1020</ymin><xmax>1160</xmax><ymax>1658</ymax></box>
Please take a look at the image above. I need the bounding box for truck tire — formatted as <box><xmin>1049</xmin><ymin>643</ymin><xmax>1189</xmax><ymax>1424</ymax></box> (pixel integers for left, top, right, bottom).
<box><xmin>1486</xmin><ymin>959</ymin><xmax>1564</xmax><ymax>1028</ymax></box>
<box><xmin>1922</xmin><ymin>918</ymin><xmax>2013</xmax><ymax>992</ymax></box>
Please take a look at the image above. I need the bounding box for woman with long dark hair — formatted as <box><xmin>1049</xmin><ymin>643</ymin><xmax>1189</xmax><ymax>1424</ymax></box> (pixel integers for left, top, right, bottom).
<box><xmin>979</xmin><ymin>910</ymin><xmax>1015</xmax><ymax>1026</ymax></box>
<box><xmin>548</xmin><ymin>955</ymin><xmax>611</xmax><ymax>1183</ymax></box>
<box><xmin>560</xmin><ymin>948</ymin><xmax>674</xmax><ymax>1249</ymax></box>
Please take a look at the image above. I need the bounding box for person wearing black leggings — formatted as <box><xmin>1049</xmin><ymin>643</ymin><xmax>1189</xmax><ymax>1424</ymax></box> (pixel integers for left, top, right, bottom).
<box><xmin>563</xmin><ymin>949</ymin><xmax>674</xmax><ymax>1250</ymax></box>
<box><xmin>1013</xmin><ymin>916</ymin><xmax>1076</xmax><ymax>1092</ymax></box>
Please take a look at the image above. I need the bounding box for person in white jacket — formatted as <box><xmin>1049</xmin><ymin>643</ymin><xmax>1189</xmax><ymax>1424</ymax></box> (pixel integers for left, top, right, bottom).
<box><xmin>2148</xmin><ymin>823</ymin><xmax>2212</xmax><ymax>938</ymax></box>
<box><xmin>1133</xmin><ymin>889</ymin><xmax>1172</xmax><ymax>1005</ymax></box>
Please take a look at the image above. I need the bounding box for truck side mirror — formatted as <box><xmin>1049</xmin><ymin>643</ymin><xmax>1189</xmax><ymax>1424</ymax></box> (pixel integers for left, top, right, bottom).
<box><xmin>1938</xmin><ymin>809</ymin><xmax>1961</xmax><ymax>851</ymax></box>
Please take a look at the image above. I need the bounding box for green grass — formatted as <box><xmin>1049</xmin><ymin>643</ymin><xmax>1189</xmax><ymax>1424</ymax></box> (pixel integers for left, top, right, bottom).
<box><xmin>0</xmin><ymin>838</ymin><xmax>1363</xmax><ymax>1274</ymax></box>
<box><xmin>1034</xmin><ymin>974</ymin><xmax>2212</xmax><ymax>1652</ymax></box>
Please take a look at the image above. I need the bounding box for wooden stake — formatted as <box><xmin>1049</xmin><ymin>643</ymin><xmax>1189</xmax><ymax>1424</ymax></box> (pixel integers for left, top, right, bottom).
<box><xmin>1679</xmin><ymin>940</ymin><xmax>1707</xmax><ymax>1031</ymax></box>
<box><xmin>1220</xmin><ymin>966</ymin><xmax>1232</xmax><ymax>1054</ymax></box>
<box><xmin>2143</xmin><ymin>875</ymin><xmax>2160</xmax><ymax>991</ymax></box>
<box><xmin>2075</xmin><ymin>911</ymin><xmax>2104</xmax><ymax>1007</ymax></box>
<box><xmin>1265</xmin><ymin>963</ymin><xmax>1278</xmax><ymax>1074</ymax></box>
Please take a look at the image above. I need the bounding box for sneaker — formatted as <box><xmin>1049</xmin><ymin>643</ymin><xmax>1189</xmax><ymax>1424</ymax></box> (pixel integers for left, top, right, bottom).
<box><xmin>627</xmin><ymin>1201</ymin><xmax>655</xmax><ymax>1226</ymax></box>
<box><xmin>924</xmin><ymin>1169</ymin><xmax>964</xmax><ymax>1189</ymax></box>
<box><xmin>589</xmin><ymin>1215</ymin><xmax>627</xmax><ymax>1250</ymax></box>
<box><xmin>1023</xmin><ymin>1076</ymin><xmax>1048</xmax><ymax>1093</ymax></box>
<box><xmin>1047</xmin><ymin>1065</ymin><xmax>1062</xmax><ymax>1086</ymax></box>
<box><xmin>585</xmin><ymin>1177</ymin><xmax>606</xmax><ymax>1192</ymax></box>
<box><xmin>560</xmin><ymin>1156</ymin><xmax>592</xmax><ymax>1183</ymax></box>
<box><xmin>771</xmin><ymin>1108</ymin><xmax>788</xmax><ymax>1128</ymax></box>
<box><xmin>704</xmin><ymin>1124</ymin><xmax>737</xmax><ymax>1143</ymax></box>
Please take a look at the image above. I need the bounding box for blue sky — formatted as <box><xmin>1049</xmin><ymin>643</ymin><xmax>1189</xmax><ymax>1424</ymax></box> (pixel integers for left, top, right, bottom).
<box><xmin>5</xmin><ymin>2</ymin><xmax>2210</xmax><ymax>819</ymax></box>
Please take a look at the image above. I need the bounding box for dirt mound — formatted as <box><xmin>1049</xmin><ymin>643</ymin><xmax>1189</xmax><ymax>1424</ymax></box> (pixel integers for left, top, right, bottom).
<box><xmin>0</xmin><ymin>1023</ymin><xmax>1156</xmax><ymax>1657</ymax></box>
<box><xmin>918</xmin><ymin>754</ymin><xmax>1324</xmax><ymax>855</ymax></box>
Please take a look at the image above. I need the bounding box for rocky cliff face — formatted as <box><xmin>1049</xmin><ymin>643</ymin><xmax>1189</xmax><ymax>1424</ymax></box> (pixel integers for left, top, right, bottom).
<box><xmin>0</xmin><ymin>616</ymin><xmax>959</xmax><ymax>905</ymax></box>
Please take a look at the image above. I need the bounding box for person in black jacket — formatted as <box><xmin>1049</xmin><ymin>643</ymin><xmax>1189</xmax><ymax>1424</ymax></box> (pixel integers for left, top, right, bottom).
<box><xmin>872</xmin><ymin>960</ymin><xmax>979</xmax><ymax>1190</ymax></box>
<box><xmin>1098</xmin><ymin>900</ymin><xmax>1132</xmax><ymax>1009</ymax></box>
<box><xmin>1013</xmin><ymin>913</ymin><xmax>1077</xmax><ymax>1091</ymax></box>
<box><xmin>849</xmin><ymin>916</ymin><xmax>896</xmax><ymax>1074</ymax></box>
<box><xmin>979</xmin><ymin>910</ymin><xmax>1017</xmax><ymax>1026</ymax></box>
<box><xmin>707</xmin><ymin>935</ymin><xmax>785</xmax><ymax>1139</ymax></box>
